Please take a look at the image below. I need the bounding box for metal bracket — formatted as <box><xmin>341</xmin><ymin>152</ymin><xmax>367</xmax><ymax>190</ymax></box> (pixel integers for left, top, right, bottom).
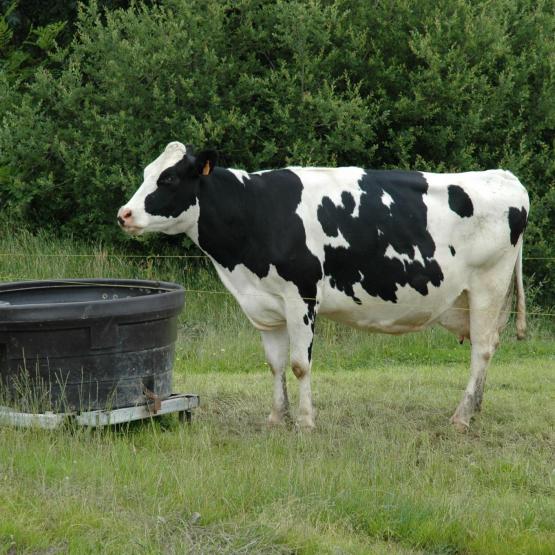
<box><xmin>142</xmin><ymin>384</ymin><xmax>162</xmax><ymax>414</ymax></box>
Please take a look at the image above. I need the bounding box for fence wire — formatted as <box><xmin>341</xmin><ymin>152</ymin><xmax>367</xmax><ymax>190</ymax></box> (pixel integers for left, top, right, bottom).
<box><xmin>0</xmin><ymin>253</ymin><xmax>553</xmax><ymax>260</ymax></box>
<box><xmin>0</xmin><ymin>249</ymin><xmax>553</xmax><ymax>318</ymax></box>
<box><xmin>0</xmin><ymin>276</ymin><xmax>553</xmax><ymax>318</ymax></box>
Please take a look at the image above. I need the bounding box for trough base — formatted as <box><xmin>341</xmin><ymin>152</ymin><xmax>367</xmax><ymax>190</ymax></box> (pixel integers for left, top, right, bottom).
<box><xmin>0</xmin><ymin>393</ymin><xmax>200</xmax><ymax>429</ymax></box>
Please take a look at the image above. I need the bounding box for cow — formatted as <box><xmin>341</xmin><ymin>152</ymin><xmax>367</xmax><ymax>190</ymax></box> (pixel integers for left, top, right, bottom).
<box><xmin>117</xmin><ymin>141</ymin><xmax>529</xmax><ymax>431</ymax></box>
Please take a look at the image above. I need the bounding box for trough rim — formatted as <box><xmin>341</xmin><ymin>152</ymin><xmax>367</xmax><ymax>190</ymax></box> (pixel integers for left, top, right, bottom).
<box><xmin>0</xmin><ymin>278</ymin><xmax>185</xmax><ymax>323</ymax></box>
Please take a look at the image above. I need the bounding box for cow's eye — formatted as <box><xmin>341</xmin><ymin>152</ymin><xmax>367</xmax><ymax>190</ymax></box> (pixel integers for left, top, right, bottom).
<box><xmin>159</xmin><ymin>175</ymin><xmax>176</xmax><ymax>187</ymax></box>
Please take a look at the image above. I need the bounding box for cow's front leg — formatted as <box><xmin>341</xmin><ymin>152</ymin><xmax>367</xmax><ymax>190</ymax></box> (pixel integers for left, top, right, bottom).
<box><xmin>288</xmin><ymin>303</ymin><xmax>317</xmax><ymax>430</ymax></box>
<box><xmin>261</xmin><ymin>327</ymin><xmax>290</xmax><ymax>425</ymax></box>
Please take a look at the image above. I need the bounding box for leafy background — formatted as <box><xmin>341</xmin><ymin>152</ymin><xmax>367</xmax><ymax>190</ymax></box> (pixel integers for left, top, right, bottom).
<box><xmin>0</xmin><ymin>0</ymin><xmax>553</xmax><ymax>305</ymax></box>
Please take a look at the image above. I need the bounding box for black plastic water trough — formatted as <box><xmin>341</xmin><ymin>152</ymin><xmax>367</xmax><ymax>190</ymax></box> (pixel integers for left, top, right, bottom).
<box><xmin>0</xmin><ymin>279</ymin><xmax>185</xmax><ymax>412</ymax></box>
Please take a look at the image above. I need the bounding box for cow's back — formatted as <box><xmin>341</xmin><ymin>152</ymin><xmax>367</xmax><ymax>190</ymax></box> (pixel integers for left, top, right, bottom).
<box><xmin>288</xmin><ymin>166</ymin><xmax>528</xmax><ymax>330</ymax></box>
<box><xmin>421</xmin><ymin>169</ymin><xmax>528</xmax><ymax>268</ymax></box>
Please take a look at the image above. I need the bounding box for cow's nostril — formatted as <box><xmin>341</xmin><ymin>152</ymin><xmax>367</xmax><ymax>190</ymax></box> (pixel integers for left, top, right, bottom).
<box><xmin>117</xmin><ymin>207</ymin><xmax>133</xmax><ymax>226</ymax></box>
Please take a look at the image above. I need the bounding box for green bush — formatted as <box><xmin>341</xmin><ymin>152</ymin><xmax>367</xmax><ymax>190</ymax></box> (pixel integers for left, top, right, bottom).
<box><xmin>0</xmin><ymin>0</ymin><xmax>553</xmax><ymax>304</ymax></box>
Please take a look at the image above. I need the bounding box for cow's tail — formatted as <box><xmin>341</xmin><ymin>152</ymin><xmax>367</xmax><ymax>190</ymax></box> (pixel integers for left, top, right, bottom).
<box><xmin>515</xmin><ymin>242</ymin><xmax>526</xmax><ymax>340</ymax></box>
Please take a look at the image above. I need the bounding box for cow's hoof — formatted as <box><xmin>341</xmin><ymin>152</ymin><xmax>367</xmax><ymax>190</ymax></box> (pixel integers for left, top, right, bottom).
<box><xmin>295</xmin><ymin>417</ymin><xmax>315</xmax><ymax>431</ymax></box>
<box><xmin>267</xmin><ymin>410</ymin><xmax>291</xmax><ymax>427</ymax></box>
<box><xmin>267</xmin><ymin>415</ymin><xmax>284</xmax><ymax>426</ymax></box>
<box><xmin>450</xmin><ymin>414</ymin><xmax>470</xmax><ymax>433</ymax></box>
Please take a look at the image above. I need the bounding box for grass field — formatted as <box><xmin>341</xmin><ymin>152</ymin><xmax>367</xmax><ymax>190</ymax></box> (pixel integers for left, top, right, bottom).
<box><xmin>0</xmin><ymin>230</ymin><xmax>554</xmax><ymax>554</ymax></box>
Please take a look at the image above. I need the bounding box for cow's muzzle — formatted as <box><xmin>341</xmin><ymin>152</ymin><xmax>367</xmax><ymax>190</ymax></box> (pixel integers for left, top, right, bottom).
<box><xmin>117</xmin><ymin>207</ymin><xmax>133</xmax><ymax>226</ymax></box>
<box><xmin>117</xmin><ymin>207</ymin><xmax>144</xmax><ymax>235</ymax></box>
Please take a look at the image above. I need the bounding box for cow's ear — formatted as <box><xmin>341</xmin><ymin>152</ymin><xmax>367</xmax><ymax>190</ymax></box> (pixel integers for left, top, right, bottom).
<box><xmin>174</xmin><ymin>154</ymin><xmax>193</xmax><ymax>177</ymax></box>
<box><xmin>195</xmin><ymin>150</ymin><xmax>218</xmax><ymax>176</ymax></box>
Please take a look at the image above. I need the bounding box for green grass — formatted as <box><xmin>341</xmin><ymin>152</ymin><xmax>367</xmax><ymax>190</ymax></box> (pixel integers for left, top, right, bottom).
<box><xmin>0</xmin><ymin>229</ymin><xmax>554</xmax><ymax>554</ymax></box>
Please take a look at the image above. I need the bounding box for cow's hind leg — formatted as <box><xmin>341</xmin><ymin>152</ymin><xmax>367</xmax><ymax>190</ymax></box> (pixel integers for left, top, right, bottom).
<box><xmin>261</xmin><ymin>327</ymin><xmax>290</xmax><ymax>425</ymax></box>
<box><xmin>451</xmin><ymin>288</ymin><xmax>505</xmax><ymax>432</ymax></box>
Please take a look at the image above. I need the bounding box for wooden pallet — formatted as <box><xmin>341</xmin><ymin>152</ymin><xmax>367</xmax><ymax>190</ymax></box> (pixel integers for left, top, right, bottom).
<box><xmin>0</xmin><ymin>393</ymin><xmax>200</xmax><ymax>429</ymax></box>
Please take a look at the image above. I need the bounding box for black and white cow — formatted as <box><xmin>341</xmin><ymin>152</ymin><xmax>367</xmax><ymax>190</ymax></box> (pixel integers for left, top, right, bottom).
<box><xmin>118</xmin><ymin>142</ymin><xmax>529</xmax><ymax>431</ymax></box>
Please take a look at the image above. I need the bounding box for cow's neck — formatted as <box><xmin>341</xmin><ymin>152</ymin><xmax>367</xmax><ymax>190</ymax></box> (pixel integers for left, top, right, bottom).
<box><xmin>191</xmin><ymin>167</ymin><xmax>256</xmax><ymax>271</ymax></box>
<box><xmin>176</xmin><ymin>199</ymin><xmax>201</xmax><ymax>243</ymax></box>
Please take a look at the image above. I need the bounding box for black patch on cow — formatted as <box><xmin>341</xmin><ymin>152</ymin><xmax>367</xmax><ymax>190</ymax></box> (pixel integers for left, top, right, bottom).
<box><xmin>196</xmin><ymin>168</ymin><xmax>323</xmax><ymax>312</ymax></box>
<box><xmin>304</xmin><ymin>310</ymin><xmax>315</xmax><ymax>361</ymax></box>
<box><xmin>318</xmin><ymin>171</ymin><xmax>444</xmax><ymax>303</ymax></box>
<box><xmin>145</xmin><ymin>155</ymin><xmax>199</xmax><ymax>218</ymax></box>
<box><xmin>449</xmin><ymin>245</ymin><xmax>456</xmax><ymax>256</ymax></box>
<box><xmin>508</xmin><ymin>206</ymin><xmax>528</xmax><ymax>246</ymax></box>
<box><xmin>447</xmin><ymin>185</ymin><xmax>473</xmax><ymax>218</ymax></box>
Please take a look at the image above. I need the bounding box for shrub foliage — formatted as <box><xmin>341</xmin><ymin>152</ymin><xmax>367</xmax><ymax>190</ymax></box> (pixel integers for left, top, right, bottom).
<box><xmin>0</xmin><ymin>0</ymin><xmax>553</xmax><ymax>304</ymax></box>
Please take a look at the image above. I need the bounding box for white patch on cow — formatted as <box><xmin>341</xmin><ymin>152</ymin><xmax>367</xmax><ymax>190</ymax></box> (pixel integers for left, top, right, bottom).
<box><xmin>210</xmin><ymin>262</ymin><xmax>306</xmax><ymax>331</ymax></box>
<box><xmin>228</xmin><ymin>168</ymin><xmax>250</xmax><ymax>184</ymax></box>
<box><xmin>173</xmin><ymin>201</ymin><xmax>200</xmax><ymax>239</ymax></box>
<box><xmin>120</xmin><ymin>141</ymin><xmax>191</xmax><ymax>234</ymax></box>
<box><xmin>396</xmin><ymin>245</ymin><xmax>425</xmax><ymax>266</ymax></box>
<box><xmin>321</xmin><ymin>277</ymin><xmax>446</xmax><ymax>333</ymax></box>
<box><xmin>381</xmin><ymin>191</ymin><xmax>394</xmax><ymax>209</ymax></box>
<box><xmin>290</xmin><ymin>167</ymin><xmax>365</xmax><ymax>261</ymax></box>
<box><xmin>384</xmin><ymin>244</ymin><xmax>405</xmax><ymax>262</ymax></box>
<box><xmin>383</xmin><ymin>244</ymin><xmax>424</xmax><ymax>265</ymax></box>
<box><xmin>420</xmin><ymin>169</ymin><xmax>527</xmax><ymax>268</ymax></box>
<box><xmin>383</xmin><ymin>244</ymin><xmax>425</xmax><ymax>265</ymax></box>
<box><xmin>143</xmin><ymin>141</ymin><xmax>186</xmax><ymax>179</ymax></box>
<box><xmin>413</xmin><ymin>248</ymin><xmax>425</xmax><ymax>265</ymax></box>
<box><xmin>327</xmin><ymin>229</ymin><xmax>350</xmax><ymax>249</ymax></box>
<box><xmin>351</xmin><ymin>190</ymin><xmax>363</xmax><ymax>218</ymax></box>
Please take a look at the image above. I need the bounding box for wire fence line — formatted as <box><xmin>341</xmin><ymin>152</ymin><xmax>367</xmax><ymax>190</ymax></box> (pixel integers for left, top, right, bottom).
<box><xmin>0</xmin><ymin>253</ymin><xmax>553</xmax><ymax>261</ymax></box>
<box><xmin>0</xmin><ymin>253</ymin><xmax>209</xmax><ymax>259</ymax></box>
<box><xmin>0</xmin><ymin>276</ymin><xmax>553</xmax><ymax>318</ymax></box>
<box><xmin>0</xmin><ymin>250</ymin><xmax>552</xmax><ymax>318</ymax></box>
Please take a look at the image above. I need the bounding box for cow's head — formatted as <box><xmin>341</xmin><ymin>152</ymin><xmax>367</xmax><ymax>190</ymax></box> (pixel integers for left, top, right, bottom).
<box><xmin>117</xmin><ymin>141</ymin><xmax>217</xmax><ymax>236</ymax></box>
